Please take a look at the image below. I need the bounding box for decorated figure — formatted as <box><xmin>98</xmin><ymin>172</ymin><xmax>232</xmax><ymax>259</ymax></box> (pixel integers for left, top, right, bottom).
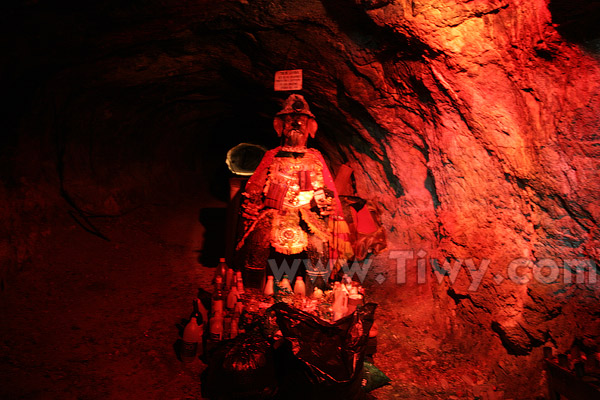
<box><xmin>236</xmin><ymin>94</ymin><xmax>352</xmax><ymax>289</ymax></box>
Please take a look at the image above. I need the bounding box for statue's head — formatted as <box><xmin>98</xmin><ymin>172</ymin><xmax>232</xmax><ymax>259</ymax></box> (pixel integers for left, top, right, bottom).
<box><xmin>273</xmin><ymin>94</ymin><xmax>318</xmax><ymax>148</ymax></box>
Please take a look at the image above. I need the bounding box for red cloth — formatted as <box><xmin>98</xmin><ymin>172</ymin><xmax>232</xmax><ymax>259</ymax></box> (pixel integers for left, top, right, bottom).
<box><xmin>240</xmin><ymin>146</ymin><xmax>351</xmax><ymax>262</ymax></box>
<box><xmin>356</xmin><ymin>206</ymin><xmax>377</xmax><ymax>234</ymax></box>
<box><xmin>243</xmin><ymin>146</ymin><xmax>344</xmax><ymax>219</ymax></box>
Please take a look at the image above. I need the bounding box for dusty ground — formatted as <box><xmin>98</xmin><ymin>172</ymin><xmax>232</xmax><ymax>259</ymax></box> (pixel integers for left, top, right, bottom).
<box><xmin>1</xmin><ymin>192</ymin><xmax>491</xmax><ymax>399</ymax></box>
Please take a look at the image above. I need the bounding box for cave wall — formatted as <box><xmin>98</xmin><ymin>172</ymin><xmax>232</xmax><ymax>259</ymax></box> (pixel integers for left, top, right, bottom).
<box><xmin>341</xmin><ymin>1</ymin><xmax>600</xmax><ymax>396</ymax></box>
<box><xmin>2</xmin><ymin>0</ymin><xmax>600</xmax><ymax>397</ymax></box>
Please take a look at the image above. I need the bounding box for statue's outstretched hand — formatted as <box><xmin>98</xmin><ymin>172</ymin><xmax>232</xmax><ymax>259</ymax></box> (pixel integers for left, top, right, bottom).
<box><xmin>313</xmin><ymin>188</ymin><xmax>334</xmax><ymax>215</ymax></box>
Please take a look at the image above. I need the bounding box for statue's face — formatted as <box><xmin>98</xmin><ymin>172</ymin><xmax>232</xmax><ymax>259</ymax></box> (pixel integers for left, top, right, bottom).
<box><xmin>281</xmin><ymin>113</ymin><xmax>311</xmax><ymax>147</ymax></box>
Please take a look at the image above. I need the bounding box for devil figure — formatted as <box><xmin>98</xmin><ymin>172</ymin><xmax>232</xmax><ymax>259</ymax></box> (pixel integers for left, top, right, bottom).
<box><xmin>236</xmin><ymin>94</ymin><xmax>353</xmax><ymax>289</ymax></box>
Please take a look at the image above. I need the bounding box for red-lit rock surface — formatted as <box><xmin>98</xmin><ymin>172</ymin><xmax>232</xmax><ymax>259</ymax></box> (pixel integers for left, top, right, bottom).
<box><xmin>2</xmin><ymin>0</ymin><xmax>599</xmax><ymax>398</ymax></box>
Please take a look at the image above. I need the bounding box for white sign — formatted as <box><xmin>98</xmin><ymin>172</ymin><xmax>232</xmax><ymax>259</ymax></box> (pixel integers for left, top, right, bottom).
<box><xmin>274</xmin><ymin>69</ymin><xmax>303</xmax><ymax>91</ymax></box>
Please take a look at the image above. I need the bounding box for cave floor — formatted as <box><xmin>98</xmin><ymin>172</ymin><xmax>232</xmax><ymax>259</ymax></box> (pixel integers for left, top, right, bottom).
<box><xmin>0</xmin><ymin>194</ymin><xmax>487</xmax><ymax>399</ymax></box>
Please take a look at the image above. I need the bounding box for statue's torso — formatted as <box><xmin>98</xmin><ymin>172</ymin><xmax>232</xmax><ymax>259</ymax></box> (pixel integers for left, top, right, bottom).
<box><xmin>263</xmin><ymin>150</ymin><xmax>325</xmax><ymax>210</ymax></box>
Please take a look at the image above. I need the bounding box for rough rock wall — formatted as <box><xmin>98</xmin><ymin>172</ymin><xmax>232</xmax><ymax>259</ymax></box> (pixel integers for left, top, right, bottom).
<box><xmin>328</xmin><ymin>0</ymin><xmax>600</xmax><ymax>396</ymax></box>
<box><xmin>320</xmin><ymin>0</ymin><xmax>600</xmax><ymax>396</ymax></box>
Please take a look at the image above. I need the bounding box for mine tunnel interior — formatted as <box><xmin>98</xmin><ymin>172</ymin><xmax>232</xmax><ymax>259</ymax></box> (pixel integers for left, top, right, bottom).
<box><xmin>2</xmin><ymin>1</ymin><xmax>600</xmax><ymax>399</ymax></box>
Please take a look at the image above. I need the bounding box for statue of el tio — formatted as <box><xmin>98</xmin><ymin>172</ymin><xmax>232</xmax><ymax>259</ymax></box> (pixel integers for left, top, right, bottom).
<box><xmin>236</xmin><ymin>94</ymin><xmax>353</xmax><ymax>290</ymax></box>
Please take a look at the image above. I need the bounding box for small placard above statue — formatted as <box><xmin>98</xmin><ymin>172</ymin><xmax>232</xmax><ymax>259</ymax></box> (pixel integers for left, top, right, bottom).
<box><xmin>274</xmin><ymin>69</ymin><xmax>303</xmax><ymax>91</ymax></box>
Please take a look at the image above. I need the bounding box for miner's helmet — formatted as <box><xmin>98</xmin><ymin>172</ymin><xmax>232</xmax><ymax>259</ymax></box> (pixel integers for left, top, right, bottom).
<box><xmin>273</xmin><ymin>94</ymin><xmax>318</xmax><ymax>138</ymax></box>
<box><xmin>276</xmin><ymin>94</ymin><xmax>315</xmax><ymax>118</ymax></box>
